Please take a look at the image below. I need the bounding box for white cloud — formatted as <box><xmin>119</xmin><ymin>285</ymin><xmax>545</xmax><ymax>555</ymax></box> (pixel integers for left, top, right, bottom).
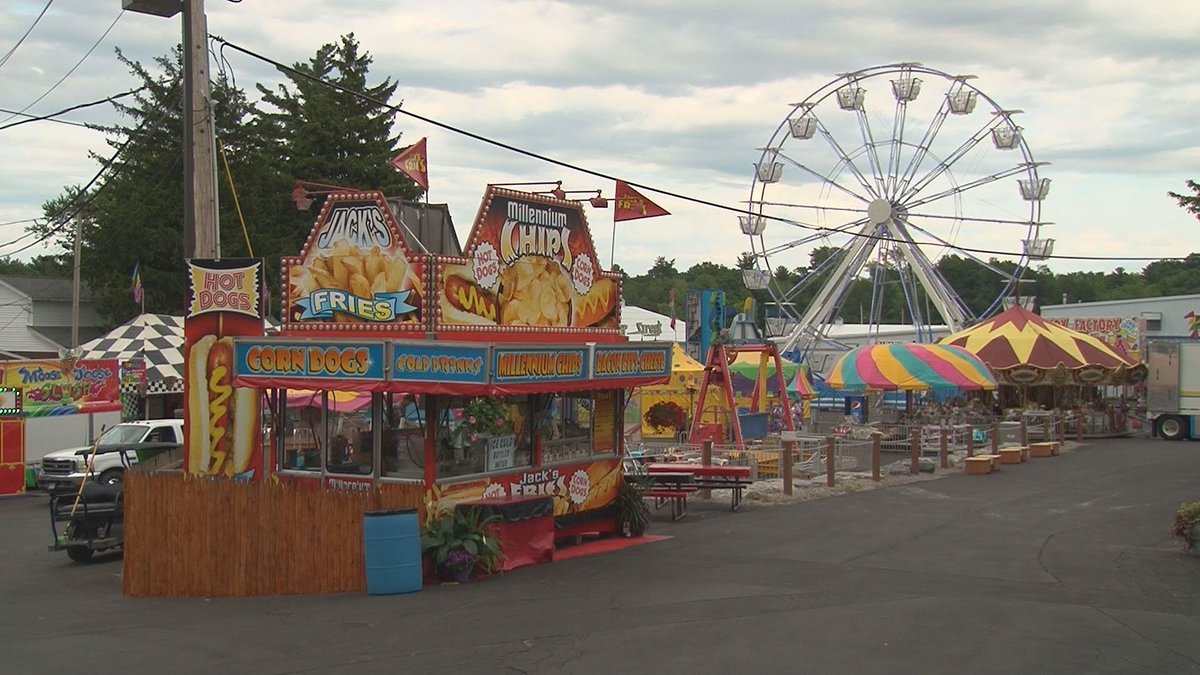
<box><xmin>0</xmin><ymin>0</ymin><xmax>1196</xmax><ymax>284</ymax></box>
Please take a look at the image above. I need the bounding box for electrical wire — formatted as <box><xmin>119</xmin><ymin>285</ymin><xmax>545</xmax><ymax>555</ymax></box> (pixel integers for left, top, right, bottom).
<box><xmin>0</xmin><ymin>88</ymin><xmax>144</xmax><ymax>132</ymax></box>
<box><xmin>209</xmin><ymin>35</ymin><xmax>1185</xmax><ymax>264</ymax></box>
<box><xmin>0</xmin><ymin>85</ymin><xmax>183</xmax><ymax>254</ymax></box>
<box><xmin>217</xmin><ymin>138</ymin><xmax>254</xmax><ymax>256</ymax></box>
<box><xmin>0</xmin><ymin>0</ymin><xmax>54</xmax><ymax>69</ymax></box>
<box><xmin>0</xmin><ymin>107</ymin><xmax>93</xmax><ymax>129</ymax></box>
<box><xmin>0</xmin><ymin>10</ymin><xmax>124</xmax><ymax>125</ymax></box>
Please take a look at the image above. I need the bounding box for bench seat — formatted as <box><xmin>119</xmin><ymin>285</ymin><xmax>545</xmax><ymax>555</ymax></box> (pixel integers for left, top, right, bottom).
<box><xmin>964</xmin><ymin>456</ymin><xmax>995</xmax><ymax>475</ymax></box>
<box><xmin>642</xmin><ymin>488</ymin><xmax>696</xmax><ymax>521</ymax></box>
<box><xmin>998</xmin><ymin>448</ymin><xmax>1025</xmax><ymax>465</ymax></box>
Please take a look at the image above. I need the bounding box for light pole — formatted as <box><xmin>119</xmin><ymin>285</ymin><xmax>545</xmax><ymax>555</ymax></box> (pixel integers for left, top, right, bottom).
<box><xmin>123</xmin><ymin>0</ymin><xmax>218</xmax><ymax>260</ymax></box>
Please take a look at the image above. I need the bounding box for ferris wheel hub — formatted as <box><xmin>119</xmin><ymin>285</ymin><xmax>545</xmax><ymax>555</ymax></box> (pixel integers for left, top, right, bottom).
<box><xmin>867</xmin><ymin>198</ymin><xmax>894</xmax><ymax>225</ymax></box>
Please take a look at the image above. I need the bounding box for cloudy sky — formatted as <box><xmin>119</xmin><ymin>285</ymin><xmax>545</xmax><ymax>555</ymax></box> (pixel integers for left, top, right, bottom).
<box><xmin>1</xmin><ymin>0</ymin><xmax>1198</xmax><ymax>280</ymax></box>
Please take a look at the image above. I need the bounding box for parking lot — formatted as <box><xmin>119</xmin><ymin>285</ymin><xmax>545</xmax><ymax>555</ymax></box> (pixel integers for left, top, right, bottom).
<box><xmin>2</xmin><ymin>437</ymin><xmax>1199</xmax><ymax>674</ymax></box>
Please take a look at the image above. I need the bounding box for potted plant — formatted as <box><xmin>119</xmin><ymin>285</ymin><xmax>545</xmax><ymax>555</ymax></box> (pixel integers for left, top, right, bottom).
<box><xmin>615</xmin><ymin>474</ymin><xmax>652</xmax><ymax>538</ymax></box>
<box><xmin>444</xmin><ymin>549</ymin><xmax>480</xmax><ymax>583</ymax></box>
<box><xmin>421</xmin><ymin>505</ymin><xmax>504</xmax><ymax>581</ymax></box>
<box><xmin>1171</xmin><ymin>501</ymin><xmax>1200</xmax><ymax>553</ymax></box>
<box><xmin>644</xmin><ymin>401</ymin><xmax>688</xmax><ymax>434</ymax></box>
<box><xmin>441</xmin><ymin>397</ymin><xmax>513</xmax><ymax>463</ymax></box>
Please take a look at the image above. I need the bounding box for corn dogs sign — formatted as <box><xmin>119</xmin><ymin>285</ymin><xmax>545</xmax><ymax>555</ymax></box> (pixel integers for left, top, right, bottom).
<box><xmin>284</xmin><ymin>192</ymin><xmax>427</xmax><ymax>333</ymax></box>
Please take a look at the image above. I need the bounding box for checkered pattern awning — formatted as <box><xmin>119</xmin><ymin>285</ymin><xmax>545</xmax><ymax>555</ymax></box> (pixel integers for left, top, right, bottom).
<box><xmin>79</xmin><ymin>314</ymin><xmax>185</xmax><ymax>385</ymax></box>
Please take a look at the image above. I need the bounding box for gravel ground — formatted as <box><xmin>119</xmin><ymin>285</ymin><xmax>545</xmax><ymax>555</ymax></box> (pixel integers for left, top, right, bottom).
<box><xmin>744</xmin><ymin>440</ymin><xmax>1084</xmax><ymax>505</ymax></box>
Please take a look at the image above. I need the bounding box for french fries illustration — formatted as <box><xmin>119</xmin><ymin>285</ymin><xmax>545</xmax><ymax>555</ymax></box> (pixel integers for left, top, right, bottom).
<box><xmin>288</xmin><ymin>242</ymin><xmax>424</xmax><ymax>323</ymax></box>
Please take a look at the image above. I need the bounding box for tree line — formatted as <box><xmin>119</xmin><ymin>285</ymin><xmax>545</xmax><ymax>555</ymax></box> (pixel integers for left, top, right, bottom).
<box><xmin>2</xmin><ymin>33</ymin><xmax>419</xmax><ymax>323</ymax></box>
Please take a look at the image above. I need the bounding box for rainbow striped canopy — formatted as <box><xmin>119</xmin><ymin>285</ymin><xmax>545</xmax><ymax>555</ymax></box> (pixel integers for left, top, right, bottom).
<box><xmin>828</xmin><ymin>343</ymin><xmax>997</xmax><ymax>391</ymax></box>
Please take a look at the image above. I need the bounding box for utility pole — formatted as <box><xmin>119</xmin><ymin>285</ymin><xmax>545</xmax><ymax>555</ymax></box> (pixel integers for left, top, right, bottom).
<box><xmin>71</xmin><ymin>218</ymin><xmax>81</xmax><ymax>348</ymax></box>
<box><xmin>125</xmin><ymin>0</ymin><xmax>218</xmax><ymax>260</ymax></box>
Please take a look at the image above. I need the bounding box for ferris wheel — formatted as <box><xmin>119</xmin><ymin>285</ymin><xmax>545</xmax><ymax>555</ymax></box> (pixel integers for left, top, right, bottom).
<box><xmin>741</xmin><ymin>63</ymin><xmax>1053</xmax><ymax>360</ymax></box>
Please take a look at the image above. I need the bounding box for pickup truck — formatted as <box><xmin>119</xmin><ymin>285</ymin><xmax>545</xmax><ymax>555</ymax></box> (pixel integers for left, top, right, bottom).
<box><xmin>36</xmin><ymin>419</ymin><xmax>184</xmax><ymax>494</ymax></box>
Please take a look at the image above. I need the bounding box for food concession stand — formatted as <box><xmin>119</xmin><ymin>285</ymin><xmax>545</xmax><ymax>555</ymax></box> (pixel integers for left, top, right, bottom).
<box><xmin>217</xmin><ymin>186</ymin><xmax>671</xmax><ymax>561</ymax></box>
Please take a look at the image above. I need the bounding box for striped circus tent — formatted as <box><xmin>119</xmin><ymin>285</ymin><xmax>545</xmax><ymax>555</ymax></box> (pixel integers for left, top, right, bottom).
<box><xmin>938</xmin><ymin>306</ymin><xmax>1146</xmax><ymax>386</ymax></box>
<box><xmin>828</xmin><ymin>343</ymin><xmax>997</xmax><ymax>391</ymax></box>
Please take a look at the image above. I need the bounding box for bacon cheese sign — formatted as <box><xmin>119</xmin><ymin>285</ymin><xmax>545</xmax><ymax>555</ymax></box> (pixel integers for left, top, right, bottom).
<box><xmin>591</xmin><ymin>344</ymin><xmax>672</xmax><ymax>380</ymax></box>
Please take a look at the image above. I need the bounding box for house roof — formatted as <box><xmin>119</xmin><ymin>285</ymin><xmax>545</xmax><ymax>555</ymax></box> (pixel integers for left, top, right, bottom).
<box><xmin>386</xmin><ymin>199</ymin><xmax>463</xmax><ymax>256</ymax></box>
<box><xmin>0</xmin><ymin>275</ymin><xmax>96</xmax><ymax>301</ymax></box>
<box><xmin>31</xmin><ymin>325</ymin><xmax>109</xmax><ymax>349</ymax></box>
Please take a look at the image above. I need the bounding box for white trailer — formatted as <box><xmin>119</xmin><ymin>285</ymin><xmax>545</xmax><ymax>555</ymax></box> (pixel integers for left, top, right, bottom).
<box><xmin>1146</xmin><ymin>340</ymin><xmax>1200</xmax><ymax>440</ymax></box>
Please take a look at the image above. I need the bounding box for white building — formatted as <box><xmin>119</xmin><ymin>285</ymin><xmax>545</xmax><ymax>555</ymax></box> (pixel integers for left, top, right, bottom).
<box><xmin>0</xmin><ymin>276</ymin><xmax>106</xmax><ymax>359</ymax></box>
<box><xmin>620</xmin><ymin>304</ymin><xmax>686</xmax><ymax>342</ymax></box>
<box><xmin>1040</xmin><ymin>294</ymin><xmax>1200</xmax><ymax>341</ymax></box>
<box><xmin>1040</xmin><ymin>294</ymin><xmax>1200</xmax><ymax>364</ymax></box>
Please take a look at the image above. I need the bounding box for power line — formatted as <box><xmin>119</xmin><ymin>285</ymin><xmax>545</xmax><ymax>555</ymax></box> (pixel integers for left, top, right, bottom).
<box><xmin>0</xmin><ymin>88</ymin><xmax>144</xmax><ymax>132</ymax></box>
<box><xmin>0</xmin><ymin>10</ymin><xmax>124</xmax><ymax>125</ymax></box>
<box><xmin>0</xmin><ymin>107</ymin><xmax>93</xmax><ymax>130</ymax></box>
<box><xmin>0</xmin><ymin>0</ymin><xmax>55</xmax><ymax>69</ymax></box>
<box><xmin>209</xmin><ymin>35</ymin><xmax>1187</xmax><ymax>265</ymax></box>
<box><xmin>0</xmin><ymin>89</ymin><xmax>182</xmax><ymax>255</ymax></box>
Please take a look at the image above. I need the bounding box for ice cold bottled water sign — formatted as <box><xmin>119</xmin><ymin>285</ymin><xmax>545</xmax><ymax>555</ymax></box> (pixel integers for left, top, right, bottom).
<box><xmin>485</xmin><ymin>434</ymin><xmax>517</xmax><ymax>471</ymax></box>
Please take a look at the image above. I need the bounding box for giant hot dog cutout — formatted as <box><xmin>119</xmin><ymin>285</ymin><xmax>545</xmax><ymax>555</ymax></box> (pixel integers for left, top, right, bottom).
<box><xmin>436</xmin><ymin>187</ymin><xmax>620</xmax><ymax>331</ymax></box>
<box><xmin>188</xmin><ymin>335</ymin><xmax>259</xmax><ymax>477</ymax></box>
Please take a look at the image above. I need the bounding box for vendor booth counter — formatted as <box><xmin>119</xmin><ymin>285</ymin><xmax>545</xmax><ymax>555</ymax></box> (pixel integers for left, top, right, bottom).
<box><xmin>153</xmin><ymin>186</ymin><xmax>676</xmax><ymax>597</ymax></box>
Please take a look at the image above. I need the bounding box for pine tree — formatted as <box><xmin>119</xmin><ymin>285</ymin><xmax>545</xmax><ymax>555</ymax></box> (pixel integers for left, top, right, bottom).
<box><xmin>254</xmin><ymin>33</ymin><xmax>422</xmax><ymax>208</ymax></box>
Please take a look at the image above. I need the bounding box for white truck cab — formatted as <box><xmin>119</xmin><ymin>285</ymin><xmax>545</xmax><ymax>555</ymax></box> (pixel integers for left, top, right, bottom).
<box><xmin>36</xmin><ymin>419</ymin><xmax>184</xmax><ymax>493</ymax></box>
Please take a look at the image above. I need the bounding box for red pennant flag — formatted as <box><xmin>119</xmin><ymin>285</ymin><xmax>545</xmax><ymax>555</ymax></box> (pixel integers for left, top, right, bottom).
<box><xmin>390</xmin><ymin>137</ymin><xmax>429</xmax><ymax>190</ymax></box>
<box><xmin>613</xmin><ymin>180</ymin><xmax>669</xmax><ymax>221</ymax></box>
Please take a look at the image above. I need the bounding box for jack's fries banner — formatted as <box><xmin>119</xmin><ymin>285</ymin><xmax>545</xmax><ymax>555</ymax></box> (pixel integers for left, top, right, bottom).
<box><xmin>0</xmin><ymin>359</ymin><xmax>120</xmax><ymax>416</ymax></box>
<box><xmin>184</xmin><ymin>258</ymin><xmax>266</xmax><ymax>481</ymax></box>
<box><xmin>284</xmin><ymin>192</ymin><xmax>427</xmax><ymax>334</ymax></box>
<box><xmin>435</xmin><ymin>186</ymin><xmax>621</xmax><ymax>335</ymax></box>
<box><xmin>428</xmin><ymin>457</ymin><xmax>623</xmax><ymax>517</ymax></box>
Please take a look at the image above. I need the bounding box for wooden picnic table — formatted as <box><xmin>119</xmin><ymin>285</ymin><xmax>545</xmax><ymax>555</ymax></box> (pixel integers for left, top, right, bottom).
<box><xmin>644</xmin><ymin>464</ymin><xmax>752</xmax><ymax>511</ymax></box>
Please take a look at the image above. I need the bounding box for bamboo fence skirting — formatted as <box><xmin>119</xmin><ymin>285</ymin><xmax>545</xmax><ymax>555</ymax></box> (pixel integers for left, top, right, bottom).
<box><xmin>123</xmin><ymin>473</ymin><xmax>424</xmax><ymax>598</ymax></box>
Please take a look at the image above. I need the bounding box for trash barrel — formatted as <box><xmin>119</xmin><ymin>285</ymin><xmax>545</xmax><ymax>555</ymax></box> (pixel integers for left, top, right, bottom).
<box><xmin>363</xmin><ymin>508</ymin><xmax>422</xmax><ymax>595</ymax></box>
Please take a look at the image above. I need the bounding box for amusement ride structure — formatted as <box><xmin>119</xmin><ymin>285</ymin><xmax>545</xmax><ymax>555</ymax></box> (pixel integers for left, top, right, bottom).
<box><xmin>740</xmin><ymin>63</ymin><xmax>1054</xmax><ymax>365</ymax></box>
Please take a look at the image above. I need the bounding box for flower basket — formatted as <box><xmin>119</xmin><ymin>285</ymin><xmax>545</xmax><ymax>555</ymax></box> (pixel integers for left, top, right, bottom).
<box><xmin>644</xmin><ymin>401</ymin><xmax>688</xmax><ymax>433</ymax></box>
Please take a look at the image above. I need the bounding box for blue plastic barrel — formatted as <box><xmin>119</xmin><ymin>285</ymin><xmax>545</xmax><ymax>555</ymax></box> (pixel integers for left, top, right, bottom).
<box><xmin>363</xmin><ymin>508</ymin><xmax>422</xmax><ymax>595</ymax></box>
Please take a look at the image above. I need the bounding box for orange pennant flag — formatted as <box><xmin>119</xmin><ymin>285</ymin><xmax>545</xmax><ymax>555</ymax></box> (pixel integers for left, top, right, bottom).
<box><xmin>613</xmin><ymin>180</ymin><xmax>669</xmax><ymax>221</ymax></box>
<box><xmin>390</xmin><ymin>137</ymin><xmax>429</xmax><ymax>190</ymax></box>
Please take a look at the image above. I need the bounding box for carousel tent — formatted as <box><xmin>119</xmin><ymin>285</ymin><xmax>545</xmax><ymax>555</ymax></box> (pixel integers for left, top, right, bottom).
<box><xmin>938</xmin><ymin>305</ymin><xmax>1145</xmax><ymax>386</ymax></box>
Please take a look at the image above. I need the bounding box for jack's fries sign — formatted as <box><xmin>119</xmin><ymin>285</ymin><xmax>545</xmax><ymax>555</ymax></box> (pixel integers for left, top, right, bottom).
<box><xmin>435</xmin><ymin>186</ymin><xmax>621</xmax><ymax>334</ymax></box>
<box><xmin>284</xmin><ymin>192</ymin><xmax>427</xmax><ymax>333</ymax></box>
<box><xmin>431</xmin><ymin>457</ymin><xmax>623</xmax><ymax>518</ymax></box>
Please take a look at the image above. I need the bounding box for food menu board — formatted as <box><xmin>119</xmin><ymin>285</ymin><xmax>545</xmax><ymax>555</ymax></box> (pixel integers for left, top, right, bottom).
<box><xmin>284</xmin><ymin>192</ymin><xmax>426</xmax><ymax>333</ymax></box>
<box><xmin>435</xmin><ymin>187</ymin><xmax>621</xmax><ymax>334</ymax></box>
<box><xmin>591</xmin><ymin>390</ymin><xmax>616</xmax><ymax>455</ymax></box>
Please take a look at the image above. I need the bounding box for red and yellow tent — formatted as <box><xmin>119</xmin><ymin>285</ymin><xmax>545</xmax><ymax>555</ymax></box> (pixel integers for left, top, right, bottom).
<box><xmin>939</xmin><ymin>306</ymin><xmax>1146</xmax><ymax>386</ymax></box>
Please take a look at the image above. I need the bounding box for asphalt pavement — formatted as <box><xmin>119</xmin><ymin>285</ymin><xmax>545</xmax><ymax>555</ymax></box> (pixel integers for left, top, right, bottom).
<box><xmin>1</xmin><ymin>437</ymin><xmax>1198</xmax><ymax>674</ymax></box>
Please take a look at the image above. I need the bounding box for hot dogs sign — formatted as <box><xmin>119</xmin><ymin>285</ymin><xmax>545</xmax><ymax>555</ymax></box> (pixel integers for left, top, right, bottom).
<box><xmin>436</xmin><ymin>186</ymin><xmax>621</xmax><ymax>334</ymax></box>
<box><xmin>284</xmin><ymin>192</ymin><xmax>426</xmax><ymax>333</ymax></box>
